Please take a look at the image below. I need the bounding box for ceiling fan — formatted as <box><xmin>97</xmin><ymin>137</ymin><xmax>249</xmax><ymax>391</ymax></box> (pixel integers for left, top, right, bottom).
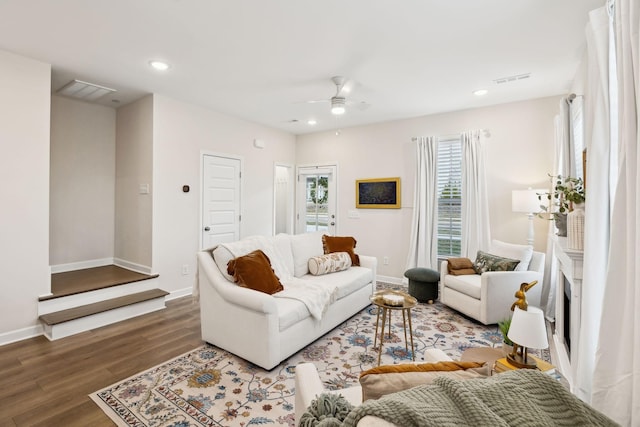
<box><xmin>307</xmin><ymin>76</ymin><xmax>371</xmax><ymax>115</ymax></box>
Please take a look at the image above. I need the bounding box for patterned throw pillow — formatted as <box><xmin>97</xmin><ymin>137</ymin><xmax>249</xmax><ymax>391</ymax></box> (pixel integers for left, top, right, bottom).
<box><xmin>473</xmin><ymin>250</ymin><xmax>520</xmax><ymax>274</ymax></box>
<box><xmin>308</xmin><ymin>252</ymin><xmax>352</xmax><ymax>276</ymax></box>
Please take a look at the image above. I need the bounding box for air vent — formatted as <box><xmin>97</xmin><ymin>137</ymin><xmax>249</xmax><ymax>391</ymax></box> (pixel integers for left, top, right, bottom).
<box><xmin>57</xmin><ymin>79</ymin><xmax>116</xmax><ymax>101</ymax></box>
<box><xmin>493</xmin><ymin>73</ymin><xmax>531</xmax><ymax>85</ymax></box>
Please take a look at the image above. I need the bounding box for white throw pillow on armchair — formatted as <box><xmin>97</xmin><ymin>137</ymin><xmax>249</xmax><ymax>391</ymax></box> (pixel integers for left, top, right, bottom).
<box><xmin>489</xmin><ymin>239</ymin><xmax>534</xmax><ymax>271</ymax></box>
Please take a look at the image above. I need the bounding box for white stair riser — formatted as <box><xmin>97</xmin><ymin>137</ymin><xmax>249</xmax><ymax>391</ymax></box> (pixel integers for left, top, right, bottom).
<box><xmin>42</xmin><ymin>297</ymin><xmax>167</xmax><ymax>340</ymax></box>
<box><xmin>38</xmin><ymin>277</ymin><xmax>160</xmax><ymax>315</ymax></box>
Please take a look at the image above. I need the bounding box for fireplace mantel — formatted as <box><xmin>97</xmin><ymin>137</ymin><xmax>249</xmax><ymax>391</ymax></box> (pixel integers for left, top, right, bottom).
<box><xmin>553</xmin><ymin>236</ymin><xmax>584</xmax><ymax>391</ymax></box>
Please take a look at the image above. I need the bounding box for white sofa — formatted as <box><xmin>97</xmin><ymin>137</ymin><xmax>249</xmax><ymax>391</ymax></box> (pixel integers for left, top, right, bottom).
<box><xmin>196</xmin><ymin>231</ymin><xmax>377</xmax><ymax>370</ymax></box>
<box><xmin>439</xmin><ymin>240</ymin><xmax>545</xmax><ymax>325</ymax></box>
<box><xmin>295</xmin><ymin>349</ymin><xmax>453</xmax><ymax>427</ymax></box>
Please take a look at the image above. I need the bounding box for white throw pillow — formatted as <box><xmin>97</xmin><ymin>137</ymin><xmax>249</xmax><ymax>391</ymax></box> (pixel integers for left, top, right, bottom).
<box><xmin>489</xmin><ymin>239</ymin><xmax>533</xmax><ymax>271</ymax></box>
<box><xmin>290</xmin><ymin>231</ymin><xmax>325</xmax><ymax>277</ymax></box>
<box><xmin>308</xmin><ymin>252</ymin><xmax>352</xmax><ymax>276</ymax></box>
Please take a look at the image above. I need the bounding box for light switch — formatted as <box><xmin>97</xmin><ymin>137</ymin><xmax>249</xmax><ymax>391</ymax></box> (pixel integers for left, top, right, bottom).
<box><xmin>348</xmin><ymin>210</ymin><xmax>360</xmax><ymax>219</ymax></box>
<box><xmin>139</xmin><ymin>184</ymin><xmax>150</xmax><ymax>194</ymax></box>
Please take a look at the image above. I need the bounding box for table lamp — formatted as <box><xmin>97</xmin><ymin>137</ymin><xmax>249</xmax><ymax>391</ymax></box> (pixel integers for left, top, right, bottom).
<box><xmin>512</xmin><ymin>188</ymin><xmax>544</xmax><ymax>246</ymax></box>
<box><xmin>506</xmin><ymin>306</ymin><xmax>548</xmax><ymax>369</ymax></box>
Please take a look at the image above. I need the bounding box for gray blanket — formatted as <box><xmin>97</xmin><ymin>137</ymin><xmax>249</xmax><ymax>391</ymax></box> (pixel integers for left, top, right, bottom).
<box><xmin>342</xmin><ymin>369</ymin><xmax>618</xmax><ymax>427</ymax></box>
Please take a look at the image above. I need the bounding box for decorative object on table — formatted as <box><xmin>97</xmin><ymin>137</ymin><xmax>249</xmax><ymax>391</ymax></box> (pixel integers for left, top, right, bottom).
<box><xmin>567</xmin><ymin>205</ymin><xmax>585</xmax><ymax>250</ymax></box>
<box><xmin>382</xmin><ymin>293</ymin><xmax>404</xmax><ymax>306</ymax></box>
<box><xmin>404</xmin><ymin>267</ymin><xmax>439</xmax><ymax>303</ymax></box>
<box><xmin>512</xmin><ymin>188</ymin><xmax>545</xmax><ymax>245</ymax></box>
<box><xmin>506</xmin><ymin>306</ymin><xmax>549</xmax><ymax>369</ymax></box>
<box><xmin>355</xmin><ymin>177</ymin><xmax>400</xmax><ymax>209</ymax></box>
<box><xmin>536</xmin><ymin>174</ymin><xmax>585</xmax><ymax>237</ymax></box>
<box><xmin>510</xmin><ymin>280</ymin><xmax>537</xmax><ymax>311</ymax></box>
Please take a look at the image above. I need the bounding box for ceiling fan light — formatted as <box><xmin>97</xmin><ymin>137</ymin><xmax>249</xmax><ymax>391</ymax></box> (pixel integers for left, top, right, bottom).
<box><xmin>331</xmin><ymin>97</ymin><xmax>346</xmax><ymax>115</ymax></box>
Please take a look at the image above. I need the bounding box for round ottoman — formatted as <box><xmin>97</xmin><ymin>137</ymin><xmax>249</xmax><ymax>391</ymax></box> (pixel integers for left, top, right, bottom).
<box><xmin>404</xmin><ymin>267</ymin><xmax>439</xmax><ymax>303</ymax></box>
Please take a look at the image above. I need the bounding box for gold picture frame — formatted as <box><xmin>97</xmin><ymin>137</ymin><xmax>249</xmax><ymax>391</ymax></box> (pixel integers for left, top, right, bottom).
<box><xmin>356</xmin><ymin>177</ymin><xmax>401</xmax><ymax>209</ymax></box>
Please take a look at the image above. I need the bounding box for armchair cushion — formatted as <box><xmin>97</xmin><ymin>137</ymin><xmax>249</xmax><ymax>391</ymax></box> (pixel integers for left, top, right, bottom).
<box><xmin>443</xmin><ymin>274</ymin><xmax>482</xmax><ymax>299</ymax></box>
<box><xmin>489</xmin><ymin>239</ymin><xmax>534</xmax><ymax>271</ymax></box>
<box><xmin>472</xmin><ymin>250</ymin><xmax>520</xmax><ymax>274</ymax></box>
<box><xmin>359</xmin><ymin>361</ymin><xmax>487</xmax><ymax>401</ymax></box>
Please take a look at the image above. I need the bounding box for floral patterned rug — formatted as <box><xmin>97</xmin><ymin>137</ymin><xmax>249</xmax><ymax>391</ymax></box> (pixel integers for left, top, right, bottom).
<box><xmin>90</xmin><ymin>284</ymin><xmax>545</xmax><ymax>427</ymax></box>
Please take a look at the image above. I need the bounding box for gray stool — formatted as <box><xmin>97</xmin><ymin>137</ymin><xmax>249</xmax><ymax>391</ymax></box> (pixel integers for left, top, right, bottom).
<box><xmin>404</xmin><ymin>267</ymin><xmax>439</xmax><ymax>303</ymax></box>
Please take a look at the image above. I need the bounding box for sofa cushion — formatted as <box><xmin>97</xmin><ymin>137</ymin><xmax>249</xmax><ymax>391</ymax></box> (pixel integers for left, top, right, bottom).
<box><xmin>489</xmin><ymin>239</ymin><xmax>533</xmax><ymax>271</ymax></box>
<box><xmin>290</xmin><ymin>232</ymin><xmax>325</xmax><ymax>277</ymax></box>
<box><xmin>275</xmin><ymin>297</ymin><xmax>311</xmax><ymax>331</ymax></box>
<box><xmin>322</xmin><ymin>234</ymin><xmax>360</xmax><ymax>266</ymax></box>
<box><xmin>272</xmin><ymin>233</ymin><xmax>295</xmax><ymax>278</ymax></box>
<box><xmin>359</xmin><ymin>361</ymin><xmax>486</xmax><ymax>401</ymax></box>
<box><xmin>473</xmin><ymin>250</ymin><xmax>520</xmax><ymax>274</ymax></box>
<box><xmin>227</xmin><ymin>249</ymin><xmax>284</xmax><ymax>295</ymax></box>
<box><xmin>444</xmin><ymin>274</ymin><xmax>482</xmax><ymax>299</ymax></box>
<box><xmin>308</xmin><ymin>252</ymin><xmax>352</xmax><ymax>276</ymax></box>
<box><xmin>303</xmin><ymin>266</ymin><xmax>373</xmax><ymax>300</ymax></box>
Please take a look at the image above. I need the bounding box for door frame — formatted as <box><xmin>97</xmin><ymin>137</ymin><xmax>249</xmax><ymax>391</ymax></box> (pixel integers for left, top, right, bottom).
<box><xmin>199</xmin><ymin>151</ymin><xmax>243</xmax><ymax>250</ymax></box>
<box><xmin>295</xmin><ymin>163</ymin><xmax>339</xmax><ymax>234</ymax></box>
<box><xmin>273</xmin><ymin>162</ymin><xmax>295</xmax><ymax>235</ymax></box>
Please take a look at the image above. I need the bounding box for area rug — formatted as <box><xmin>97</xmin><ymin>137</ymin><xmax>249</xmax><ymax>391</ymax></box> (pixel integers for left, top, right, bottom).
<box><xmin>91</xmin><ymin>284</ymin><xmax>547</xmax><ymax>427</ymax></box>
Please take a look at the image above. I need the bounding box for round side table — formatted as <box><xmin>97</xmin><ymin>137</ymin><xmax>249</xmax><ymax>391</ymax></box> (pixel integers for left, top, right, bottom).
<box><xmin>370</xmin><ymin>290</ymin><xmax>418</xmax><ymax>366</ymax></box>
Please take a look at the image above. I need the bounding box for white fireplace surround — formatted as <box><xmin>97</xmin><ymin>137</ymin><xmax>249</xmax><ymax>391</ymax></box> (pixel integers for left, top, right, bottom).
<box><xmin>552</xmin><ymin>236</ymin><xmax>584</xmax><ymax>391</ymax></box>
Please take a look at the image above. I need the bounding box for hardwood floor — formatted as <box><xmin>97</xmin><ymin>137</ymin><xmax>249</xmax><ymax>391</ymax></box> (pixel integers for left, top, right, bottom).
<box><xmin>0</xmin><ymin>296</ymin><xmax>203</xmax><ymax>426</ymax></box>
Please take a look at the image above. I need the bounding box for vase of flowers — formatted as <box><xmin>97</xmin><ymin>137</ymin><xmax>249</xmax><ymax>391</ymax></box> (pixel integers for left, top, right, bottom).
<box><xmin>537</xmin><ymin>174</ymin><xmax>585</xmax><ymax>237</ymax></box>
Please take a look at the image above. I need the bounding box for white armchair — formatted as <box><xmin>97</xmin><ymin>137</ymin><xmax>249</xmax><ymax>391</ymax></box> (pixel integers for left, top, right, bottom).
<box><xmin>439</xmin><ymin>240</ymin><xmax>545</xmax><ymax>325</ymax></box>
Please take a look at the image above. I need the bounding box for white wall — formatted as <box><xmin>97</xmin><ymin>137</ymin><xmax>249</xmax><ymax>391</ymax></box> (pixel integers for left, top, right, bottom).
<box><xmin>151</xmin><ymin>95</ymin><xmax>296</xmax><ymax>296</ymax></box>
<box><xmin>115</xmin><ymin>96</ymin><xmax>154</xmax><ymax>271</ymax></box>
<box><xmin>296</xmin><ymin>96</ymin><xmax>559</xmax><ymax>279</ymax></box>
<box><xmin>50</xmin><ymin>96</ymin><xmax>116</xmax><ymax>267</ymax></box>
<box><xmin>0</xmin><ymin>50</ymin><xmax>51</xmax><ymax>341</ymax></box>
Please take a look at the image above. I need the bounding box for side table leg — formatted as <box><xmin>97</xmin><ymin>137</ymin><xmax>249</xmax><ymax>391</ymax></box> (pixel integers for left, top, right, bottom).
<box><xmin>378</xmin><ymin>307</ymin><xmax>388</xmax><ymax>366</ymax></box>
<box><xmin>373</xmin><ymin>305</ymin><xmax>381</xmax><ymax>348</ymax></box>
<box><xmin>402</xmin><ymin>309</ymin><xmax>409</xmax><ymax>353</ymax></box>
<box><xmin>407</xmin><ymin>308</ymin><xmax>415</xmax><ymax>361</ymax></box>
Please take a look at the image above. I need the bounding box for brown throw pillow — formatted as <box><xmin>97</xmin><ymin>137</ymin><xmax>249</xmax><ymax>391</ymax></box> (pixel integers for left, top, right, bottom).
<box><xmin>322</xmin><ymin>235</ymin><xmax>360</xmax><ymax>266</ymax></box>
<box><xmin>359</xmin><ymin>361</ymin><xmax>486</xmax><ymax>401</ymax></box>
<box><xmin>447</xmin><ymin>257</ymin><xmax>477</xmax><ymax>275</ymax></box>
<box><xmin>227</xmin><ymin>249</ymin><xmax>284</xmax><ymax>295</ymax></box>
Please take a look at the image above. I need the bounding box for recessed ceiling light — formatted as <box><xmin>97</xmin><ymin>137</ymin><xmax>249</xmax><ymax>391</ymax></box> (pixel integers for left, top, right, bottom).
<box><xmin>473</xmin><ymin>89</ymin><xmax>488</xmax><ymax>96</ymax></box>
<box><xmin>149</xmin><ymin>60</ymin><xmax>170</xmax><ymax>71</ymax></box>
<box><xmin>307</xmin><ymin>119</ymin><xmax>317</xmax><ymax>125</ymax></box>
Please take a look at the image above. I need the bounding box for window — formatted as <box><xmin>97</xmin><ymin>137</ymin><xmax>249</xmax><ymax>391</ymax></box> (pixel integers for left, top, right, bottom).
<box><xmin>437</xmin><ymin>138</ymin><xmax>462</xmax><ymax>257</ymax></box>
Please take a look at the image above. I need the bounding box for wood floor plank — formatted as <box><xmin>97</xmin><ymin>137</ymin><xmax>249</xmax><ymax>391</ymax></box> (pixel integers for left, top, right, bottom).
<box><xmin>0</xmin><ymin>296</ymin><xmax>202</xmax><ymax>426</ymax></box>
<box><xmin>44</xmin><ymin>265</ymin><xmax>159</xmax><ymax>300</ymax></box>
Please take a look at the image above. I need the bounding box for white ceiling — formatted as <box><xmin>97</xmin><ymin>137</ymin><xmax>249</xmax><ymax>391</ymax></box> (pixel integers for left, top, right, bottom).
<box><xmin>0</xmin><ymin>0</ymin><xmax>604</xmax><ymax>135</ymax></box>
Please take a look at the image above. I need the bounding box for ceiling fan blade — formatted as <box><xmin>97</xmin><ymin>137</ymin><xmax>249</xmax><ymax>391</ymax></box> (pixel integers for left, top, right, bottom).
<box><xmin>346</xmin><ymin>100</ymin><xmax>372</xmax><ymax>111</ymax></box>
<box><xmin>332</xmin><ymin>76</ymin><xmax>355</xmax><ymax>97</ymax></box>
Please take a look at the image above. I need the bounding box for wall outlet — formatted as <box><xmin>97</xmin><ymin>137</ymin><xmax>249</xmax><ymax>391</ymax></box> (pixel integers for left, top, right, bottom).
<box><xmin>383</xmin><ymin>256</ymin><xmax>389</xmax><ymax>265</ymax></box>
<box><xmin>182</xmin><ymin>264</ymin><xmax>189</xmax><ymax>275</ymax></box>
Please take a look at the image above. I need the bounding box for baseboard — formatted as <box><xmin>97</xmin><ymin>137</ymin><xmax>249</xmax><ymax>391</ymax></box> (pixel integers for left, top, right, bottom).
<box><xmin>114</xmin><ymin>258</ymin><xmax>153</xmax><ymax>275</ymax></box>
<box><xmin>0</xmin><ymin>324</ymin><xmax>43</xmax><ymax>346</ymax></box>
<box><xmin>167</xmin><ymin>287</ymin><xmax>193</xmax><ymax>301</ymax></box>
<box><xmin>377</xmin><ymin>275</ymin><xmax>404</xmax><ymax>285</ymax></box>
<box><xmin>50</xmin><ymin>258</ymin><xmax>114</xmax><ymax>274</ymax></box>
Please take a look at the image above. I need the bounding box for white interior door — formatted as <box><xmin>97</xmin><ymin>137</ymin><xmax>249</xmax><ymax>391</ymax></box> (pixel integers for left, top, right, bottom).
<box><xmin>202</xmin><ymin>154</ymin><xmax>241</xmax><ymax>248</ymax></box>
<box><xmin>274</xmin><ymin>163</ymin><xmax>294</xmax><ymax>235</ymax></box>
<box><xmin>296</xmin><ymin>165</ymin><xmax>337</xmax><ymax>234</ymax></box>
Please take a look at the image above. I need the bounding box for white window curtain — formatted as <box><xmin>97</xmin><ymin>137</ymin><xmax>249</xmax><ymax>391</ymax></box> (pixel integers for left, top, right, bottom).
<box><xmin>574</xmin><ymin>3</ymin><xmax>614</xmax><ymax>408</ymax></box>
<box><xmin>406</xmin><ymin>137</ymin><xmax>439</xmax><ymax>270</ymax></box>
<box><xmin>460</xmin><ymin>130</ymin><xmax>491</xmax><ymax>258</ymax></box>
<box><xmin>590</xmin><ymin>0</ymin><xmax>639</xmax><ymax>424</ymax></box>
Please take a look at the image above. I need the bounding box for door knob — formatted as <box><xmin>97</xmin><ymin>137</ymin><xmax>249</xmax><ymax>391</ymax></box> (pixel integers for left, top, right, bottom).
<box><xmin>330</xmin><ymin>222</ymin><xmax>335</xmax><ymax>226</ymax></box>
<box><xmin>204</xmin><ymin>226</ymin><xmax>210</xmax><ymax>231</ymax></box>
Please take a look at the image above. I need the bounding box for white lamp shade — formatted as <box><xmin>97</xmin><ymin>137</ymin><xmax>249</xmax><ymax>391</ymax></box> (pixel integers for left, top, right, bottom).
<box><xmin>512</xmin><ymin>189</ymin><xmax>544</xmax><ymax>213</ymax></box>
<box><xmin>507</xmin><ymin>306</ymin><xmax>548</xmax><ymax>349</ymax></box>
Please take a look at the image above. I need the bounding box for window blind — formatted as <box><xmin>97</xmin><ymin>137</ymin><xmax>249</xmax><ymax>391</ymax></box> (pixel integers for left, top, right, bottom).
<box><xmin>437</xmin><ymin>138</ymin><xmax>462</xmax><ymax>257</ymax></box>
